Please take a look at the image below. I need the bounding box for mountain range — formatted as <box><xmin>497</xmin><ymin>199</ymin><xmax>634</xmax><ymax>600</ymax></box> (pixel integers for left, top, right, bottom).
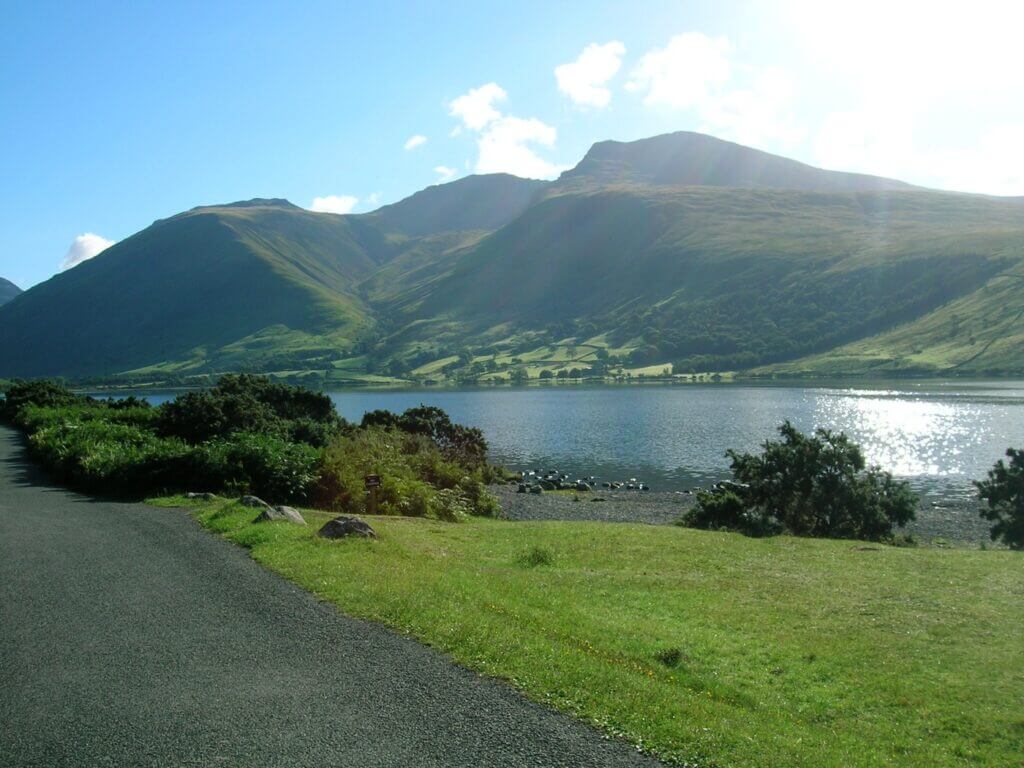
<box><xmin>1</xmin><ymin>131</ymin><xmax>1022</xmax><ymax>383</ymax></box>
<box><xmin>0</xmin><ymin>279</ymin><xmax>21</xmax><ymax>308</ymax></box>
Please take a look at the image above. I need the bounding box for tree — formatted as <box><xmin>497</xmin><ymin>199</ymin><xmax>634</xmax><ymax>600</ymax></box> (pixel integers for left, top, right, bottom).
<box><xmin>538</xmin><ymin>369</ymin><xmax>553</xmax><ymax>380</ymax></box>
<box><xmin>683</xmin><ymin>422</ymin><xmax>917</xmax><ymax>541</ymax></box>
<box><xmin>509</xmin><ymin>368</ymin><xmax>529</xmax><ymax>385</ymax></box>
<box><xmin>975</xmin><ymin>448</ymin><xmax>1024</xmax><ymax>549</ymax></box>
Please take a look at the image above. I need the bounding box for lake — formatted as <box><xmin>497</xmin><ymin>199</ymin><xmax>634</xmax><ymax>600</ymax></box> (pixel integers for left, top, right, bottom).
<box><xmin>126</xmin><ymin>381</ymin><xmax>1024</xmax><ymax>501</ymax></box>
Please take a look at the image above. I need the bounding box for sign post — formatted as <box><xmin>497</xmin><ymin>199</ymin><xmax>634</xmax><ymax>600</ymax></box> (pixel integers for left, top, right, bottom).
<box><xmin>364</xmin><ymin>474</ymin><xmax>381</xmax><ymax>516</ymax></box>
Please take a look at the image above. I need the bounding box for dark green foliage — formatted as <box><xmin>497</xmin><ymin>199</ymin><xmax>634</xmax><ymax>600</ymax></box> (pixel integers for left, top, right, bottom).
<box><xmin>654</xmin><ymin>648</ymin><xmax>683</xmax><ymax>668</ymax></box>
<box><xmin>975</xmin><ymin>449</ymin><xmax>1024</xmax><ymax>549</ymax></box>
<box><xmin>186</xmin><ymin>433</ymin><xmax>320</xmax><ymax>502</ymax></box>
<box><xmin>361</xmin><ymin>405</ymin><xmax>488</xmax><ymax>469</ymax></box>
<box><xmin>316</xmin><ymin>426</ymin><xmax>497</xmax><ymax>518</ymax></box>
<box><xmin>517</xmin><ymin>545</ymin><xmax>554</xmax><ymax>567</ymax></box>
<box><xmin>7</xmin><ymin>376</ymin><xmax>498</xmax><ymax>515</ymax></box>
<box><xmin>681</xmin><ymin>490</ymin><xmax>781</xmax><ymax>537</ymax></box>
<box><xmin>157</xmin><ymin>373</ymin><xmax>343</xmax><ymax>446</ymax></box>
<box><xmin>1</xmin><ymin>379</ymin><xmax>78</xmax><ymax>417</ymax></box>
<box><xmin>685</xmin><ymin>422</ymin><xmax>917</xmax><ymax>541</ymax></box>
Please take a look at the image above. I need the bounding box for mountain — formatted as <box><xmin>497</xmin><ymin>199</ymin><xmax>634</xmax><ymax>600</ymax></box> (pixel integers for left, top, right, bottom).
<box><xmin>0</xmin><ymin>176</ymin><xmax>544</xmax><ymax>378</ymax></box>
<box><xmin>553</xmin><ymin>131</ymin><xmax>915</xmax><ymax>192</ymax></box>
<box><xmin>1</xmin><ymin>131</ymin><xmax>1023</xmax><ymax>381</ymax></box>
<box><xmin>0</xmin><ymin>278</ymin><xmax>21</xmax><ymax>307</ymax></box>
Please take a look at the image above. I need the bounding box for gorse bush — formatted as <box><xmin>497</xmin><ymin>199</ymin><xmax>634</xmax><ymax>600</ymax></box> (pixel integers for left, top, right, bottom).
<box><xmin>316</xmin><ymin>426</ymin><xmax>498</xmax><ymax>519</ymax></box>
<box><xmin>975</xmin><ymin>448</ymin><xmax>1024</xmax><ymax>549</ymax></box>
<box><xmin>683</xmin><ymin>422</ymin><xmax>917</xmax><ymax>542</ymax></box>
<box><xmin>3</xmin><ymin>376</ymin><xmax>501</xmax><ymax>516</ymax></box>
<box><xmin>157</xmin><ymin>373</ymin><xmax>345</xmax><ymax>446</ymax></box>
<box><xmin>186</xmin><ymin>433</ymin><xmax>321</xmax><ymax>502</ymax></box>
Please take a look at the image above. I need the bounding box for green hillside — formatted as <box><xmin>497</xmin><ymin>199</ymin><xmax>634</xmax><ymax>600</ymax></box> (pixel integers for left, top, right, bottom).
<box><xmin>387</xmin><ymin>185</ymin><xmax>1024</xmax><ymax>374</ymax></box>
<box><xmin>1</xmin><ymin>132</ymin><xmax>1023</xmax><ymax>382</ymax></box>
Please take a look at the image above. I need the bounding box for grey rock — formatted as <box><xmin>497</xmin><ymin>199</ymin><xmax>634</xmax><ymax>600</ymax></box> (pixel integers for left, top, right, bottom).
<box><xmin>529</xmin><ymin>485</ymin><xmax>544</xmax><ymax>495</ymax></box>
<box><xmin>575</xmin><ymin>482</ymin><xmax>592</xmax><ymax>492</ymax></box>
<box><xmin>186</xmin><ymin>492</ymin><xmax>217</xmax><ymax>501</ymax></box>
<box><xmin>517</xmin><ymin>483</ymin><xmax>528</xmax><ymax>494</ymax></box>
<box><xmin>318</xmin><ymin>516</ymin><xmax>377</xmax><ymax>540</ymax></box>
<box><xmin>255</xmin><ymin>505</ymin><xmax>306</xmax><ymax>525</ymax></box>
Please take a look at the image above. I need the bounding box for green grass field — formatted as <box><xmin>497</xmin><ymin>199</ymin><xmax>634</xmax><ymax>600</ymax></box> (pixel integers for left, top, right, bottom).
<box><xmin>153</xmin><ymin>496</ymin><xmax>1023</xmax><ymax>767</ymax></box>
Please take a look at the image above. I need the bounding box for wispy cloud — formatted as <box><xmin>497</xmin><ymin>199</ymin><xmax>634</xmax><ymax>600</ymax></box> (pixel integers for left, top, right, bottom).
<box><xmin>434</xmin><ymin>166</ymin><xmax>457</xmax><ymax>182</ymax></box>
<box><xmin>309</xmin><ymin>195</ymin><xmax>359</xmax><ymax>214</ymax></box>
<box><xmin>555</xmin><ymin>41</ymin><xmax>626</xmax><ymax>108</ymax></box>
<box><xmin>61</xmin><ymin>233</ymin><xmax>115</xmax><ymax>271</ymax></box>
<box><xmin>448</xmin><ymin>83</ymin><xmax>563</xmax><ymax>179</ymax></box>
<box><xmin>404</xmin><ymin>134</ymin><xmax>427</xmax><ymax>150</ymax></box>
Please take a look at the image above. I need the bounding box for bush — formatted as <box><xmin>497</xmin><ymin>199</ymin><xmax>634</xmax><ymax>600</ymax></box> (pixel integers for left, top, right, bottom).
<box><xmin>975</xmin><ymin>448</ymin><xmax>1024</xmax><ymax>549</ymax></box>
<box><xmin>186</xmin><ymin>432</ymin><xmax>320</xmax><ymax>503</ymax></box>
<box><xmin>362</xmin><ymin>405</ymin><xmax>488</xmax><ymax>469</ymax></box>
<box><xmin>158</xmin><ymin>374</ymin><xmax>343</xmax><ymax>446</ymax></box>
<box><xmin>681</xmin><ymin>490</ymin><xmax>781</xmax><ymax>537</ymax></box>
<box><xmin>2</xmin><ymin>379</ymin><xmax>78</xmax><ymax>418</ymax></box>
<box><xmin>28</xmin><ymin>420</ymin><xmax>190</xmax><ymax>496</ymax></box>
<box><xmin>316</xmin><ymin>426</ymin><xmax>497</xmax><ymax>518</ymax></box>
<box><xmin>685</xmin><ymin>422</ymin><xmax>917</xmax><ymax>541</ymax></box>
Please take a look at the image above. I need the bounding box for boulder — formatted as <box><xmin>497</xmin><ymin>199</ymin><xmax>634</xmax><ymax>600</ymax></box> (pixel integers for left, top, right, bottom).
<box><xmin>239</xmin><ymin>495</ymin><xmax>271</xmax><ymax>510</ymax></box>
<box><xmin>529</xmin><ymin>485</ymin><xmax>544</xmax><ymax>495</ymax></box>
<box><xmin>538</xmin><ymin>479</ymin><xmax>557</xmax><ymax>491</ymax></box>
<box><xmin>186</xmin><ymin>492</ymin><xmax>217</xmax><ymax>501</ymax></box>
<box><xmin>318</xmin><ymin>516</ymin><xmax>377</xmax><ymax>540</ymax></box>
<box><xmin>575</xmin><ymin>482</ymin><xmax>591</xmax><ymax>492</ymax></box>
<box><xmin>255</xmin><ymin>505</ymin><xmax>306</xmax><ymax>525</ymax></box>
<box><xmin>517</xmin><ymin>483</ymin><xmax>528</xmax><ymax>494</ymax></box>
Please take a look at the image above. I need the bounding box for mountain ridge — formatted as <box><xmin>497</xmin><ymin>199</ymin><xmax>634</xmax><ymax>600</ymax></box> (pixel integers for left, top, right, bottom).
<box><xmin>2</xmin><ymin>131</ymin><xmax>1023</xmax><ymax>381</ymax></box>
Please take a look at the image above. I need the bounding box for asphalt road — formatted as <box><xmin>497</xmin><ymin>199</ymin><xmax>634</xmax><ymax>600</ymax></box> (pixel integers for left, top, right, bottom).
<box><xmin>0</xmin><ymin>427</ymin><xmax>660</xmax><ymax>768</ymax></box>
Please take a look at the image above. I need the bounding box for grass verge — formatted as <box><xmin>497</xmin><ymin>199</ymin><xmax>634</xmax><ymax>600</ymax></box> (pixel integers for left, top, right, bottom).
<box><xmin>152</xmin><ymin>495</ymin><xmax>1024</xmax><ymax>767</ymax></box>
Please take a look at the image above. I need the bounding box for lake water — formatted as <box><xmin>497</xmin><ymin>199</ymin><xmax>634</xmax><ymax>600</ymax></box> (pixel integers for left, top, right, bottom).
<box><xmin>128</xmin><ymin>381</ymin><xmax>1024</xmax><ymax>501</ymax></box>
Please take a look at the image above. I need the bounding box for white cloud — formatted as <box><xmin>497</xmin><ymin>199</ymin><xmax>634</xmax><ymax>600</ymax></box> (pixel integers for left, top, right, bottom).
<box><xmin>555</xmin><ymin>41</ymin><xmax>625</xmax><ymax>108</ymax></box>
<box><xmin>61</xmin><ymin>233</ymin><xmax>115</xmax><ymax>271</ymax></box>
<box><xmin>309</xmin><ymin>195</ymin><xmax>359</xmax><ymax>214</ymax></box>
<box><xmin>434</xmin><ymin>166</ymin><xmax>458</xmax><ymax>182</ymax></box>
<box><xmin>404</xmin><ymin>134</ymin><xmax>427</xmax><ymax>150</ymax></box>
<box><xmin>627</xmin><ymin>32</ymin><xmax>802</xmax><ymax>149</ymax></box>
<box><xmin>365</xmin><ymin>192</ymin><xmax>382</xmax><ymax>208</ymax></box>
<box><xmin>698</xmin><ymin>67</ymin><xmax>806</xmax><ymax>147</ymax></box>
<box><xmin>627</xmin><ymin>33</ymin><xmax>732</xmax><ymax>109</ymax></box>
<box><xmin>449</xmin><ymin>82</ymin><xmax>506</xmax><ymax>130</ymax></box>
<box><xmin>449</xmin><ymin>83</ymin><xmax>563</xmax><ymax>179</ymax></box>
<box><xmin>475</xmin><ymin>116</ymin><xmax>562</xmax><ymax>179</ymax></box>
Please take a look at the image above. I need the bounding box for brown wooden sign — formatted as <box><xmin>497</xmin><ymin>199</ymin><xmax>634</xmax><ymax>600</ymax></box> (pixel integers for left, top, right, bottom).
<box><xmin>364</xmin><ymin>474</ymin><xmax>381</xmax><ymax>489</ymax></box>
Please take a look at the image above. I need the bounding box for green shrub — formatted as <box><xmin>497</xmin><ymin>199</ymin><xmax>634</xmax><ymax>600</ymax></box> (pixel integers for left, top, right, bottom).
<box><xmin>157</xmin><ymin>374</ymin><xmax>344</xmax><ymax>446</ymax></box>
<box><xmin>186</xmin><ymin>432</ymin><xmax>320</xmax><ymax>503</ymax></box>
<box><xmin>28</xmin><ymin>420</ymin><xmax>190</xmax><ymax>496</ymax></box>
<box><xmin>361</xmin><ymin>405</ymin><xmax>488</xmax><ymax>469</ymax></box>
<box><xmin>685</xmin><ymin>422</ymin><xmax>917</xmax><ymax>541</ymax></box>
<box><xmin>975</xmin><ymin>448</ymin><xmax>1024</xmax><ymax>549</ymax></box>
<box><xmin>681</xmin><ymin>489</ymin><xmax>781</xmax><ymax>537</ymax></box>
<box><xmin>317</xmin><ymin>427</ymin><xmax>497</xmax><ymax>518</ymax></box>
<box><xmin>2</xmin><ymin>379</ymin><xmax>78</xmax><ymax>418</ymax></box>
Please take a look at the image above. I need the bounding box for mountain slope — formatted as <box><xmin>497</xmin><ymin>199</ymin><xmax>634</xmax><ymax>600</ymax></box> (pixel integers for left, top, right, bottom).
<box><xmin>0</xmin><ymin>278</ymin><xmax>21</xmax><ymax>307</ymax></box>
<box><xmin>554</xmin><ymin>131</ymin><xmax>915</xmax><ymax>193</ymax></box>
<box><xmin>0</xmin><ymin>200</ymin><xmax>379</xmax><ymax>377</ymax></box>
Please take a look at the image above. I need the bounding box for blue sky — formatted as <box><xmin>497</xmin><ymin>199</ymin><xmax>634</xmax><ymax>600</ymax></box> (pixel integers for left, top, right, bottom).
<box><xmin>2</xmin><ymin>0</ymin><xmax>1021</xmax><ymax>288</ymax></box>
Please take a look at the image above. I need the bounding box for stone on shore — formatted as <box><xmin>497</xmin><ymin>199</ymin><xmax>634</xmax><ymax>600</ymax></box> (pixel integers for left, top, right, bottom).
<box><xmin>255</xmin><ymin>505</ymin><xmax>306</xmax><ymax>525</ymax></box>
<box><xmin>318</xmin><ymin>516</ymin><xmax>377</xmax><ymax>539</ymax></box>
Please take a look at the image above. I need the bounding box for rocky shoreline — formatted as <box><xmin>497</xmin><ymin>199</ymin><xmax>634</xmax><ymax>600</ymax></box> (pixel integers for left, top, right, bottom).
<box><xmin>493</xmin><ymin>485</ymin><xmax>995</xmax><ymax>545</ymax></box>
